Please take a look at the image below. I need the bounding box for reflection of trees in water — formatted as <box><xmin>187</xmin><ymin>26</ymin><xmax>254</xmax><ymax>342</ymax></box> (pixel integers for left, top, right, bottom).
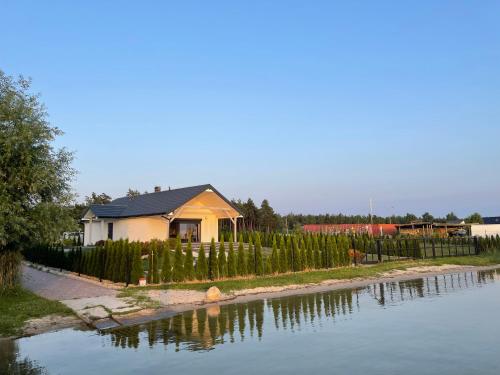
<box><xmin>0</xmin><ymin>339</ymin><xmax>48</xmax><ymax>375</ymax></box>
<box><xmin>368</xmin><ymin>270</ymin><xmax>496</xmax><ymax>306</ymax></box>
<box><xmin>103</xmin><ymin>270</ymin><xmax>497</xmax><ymax>352</ymax></box>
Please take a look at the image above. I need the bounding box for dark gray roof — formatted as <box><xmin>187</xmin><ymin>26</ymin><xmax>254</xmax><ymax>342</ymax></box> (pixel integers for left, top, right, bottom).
<box><xmin>483</xmin><ymin>216</ymin><xmax>500</xmax><ymax>225</ymax></box>
<box><xmin>84</xmin><ymin>184</ymin><xmax>241</xmax><ymax>219</ymax></box>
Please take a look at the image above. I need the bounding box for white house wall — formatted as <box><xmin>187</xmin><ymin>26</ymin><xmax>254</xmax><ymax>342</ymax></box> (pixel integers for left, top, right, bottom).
<box><xmin>114</xmin><ymin>216</ymin><xmax>167</xmax><ymax>242</ymax></box>
<box><xmin>83</xmin><ymin>221</ymin><xmax>105</xmax><ymax>246</ymax></box>
<box><xmin>471</xmin><ymin>224</ymin><xmax>500</xmax><ymax>237</ymax></box>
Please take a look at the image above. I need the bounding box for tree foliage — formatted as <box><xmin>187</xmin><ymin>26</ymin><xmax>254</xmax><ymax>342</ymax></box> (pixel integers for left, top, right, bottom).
<box><xmin>0</xmin><ymin>71</ymin><xmax>76</xmax><ymax>255</ymax></box>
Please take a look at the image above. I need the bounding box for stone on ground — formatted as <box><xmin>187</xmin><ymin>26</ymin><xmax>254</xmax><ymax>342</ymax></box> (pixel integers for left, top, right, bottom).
<box><xmin>205</xmin><ymin>286</ymin><xmax>222</xmax><ymax>302</ymax></box>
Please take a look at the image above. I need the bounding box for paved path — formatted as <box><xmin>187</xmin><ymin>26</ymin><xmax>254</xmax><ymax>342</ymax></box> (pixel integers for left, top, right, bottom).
<box><xmin>22</xmin><ymin>265</ymin><xmax>117</xmax><ymax>300</ymax></box>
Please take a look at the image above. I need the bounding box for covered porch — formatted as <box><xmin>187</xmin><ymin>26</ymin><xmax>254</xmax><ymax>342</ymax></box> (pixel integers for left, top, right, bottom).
<box><xmin>163</xmin><ymin>188</ymin><xmax>241</xmax><ymax>243</ymax></box>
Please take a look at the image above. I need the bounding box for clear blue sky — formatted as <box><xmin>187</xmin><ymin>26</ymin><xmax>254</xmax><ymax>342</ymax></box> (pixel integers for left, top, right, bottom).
<box><xmin>2</xmin><ymin>1</ymin><xmax>500</xmax><ymax>217</ymax></box>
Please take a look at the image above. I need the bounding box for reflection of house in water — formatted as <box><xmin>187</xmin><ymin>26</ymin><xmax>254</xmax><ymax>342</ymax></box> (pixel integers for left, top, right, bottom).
<box><xmin>104</xmin><ymin>270</ymin><xmax>497</xmax><ymax>351</ymax></box>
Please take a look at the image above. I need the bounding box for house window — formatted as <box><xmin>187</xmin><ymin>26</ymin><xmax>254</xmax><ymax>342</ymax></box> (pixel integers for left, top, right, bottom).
<box><xmin>107</xmin><ymin>223</ymin><xmax>113</xmax><ymax>240</ymax></box>
<box><xmin>169</xmin><ymin>220</ymin><xmax>200</xmax><ymax>242</ymax></box>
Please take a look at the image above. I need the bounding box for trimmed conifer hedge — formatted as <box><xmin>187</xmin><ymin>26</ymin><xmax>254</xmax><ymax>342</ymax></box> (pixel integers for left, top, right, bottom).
<box><xmin>22</xmin><ymin>233</ymin><xmax>500</xmax><ymax>285</ymax></box>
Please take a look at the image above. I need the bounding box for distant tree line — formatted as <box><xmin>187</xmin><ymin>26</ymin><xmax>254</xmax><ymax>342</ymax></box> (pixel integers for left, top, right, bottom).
<box><xmin>226</xmin><ymin>198</ymin><xmax>485</xmax><ymax>233</ymax></box>
<box><xmin>70</xmin><ymin>191</ymin><xmax>486</xmax><ymax>235</ymax></box>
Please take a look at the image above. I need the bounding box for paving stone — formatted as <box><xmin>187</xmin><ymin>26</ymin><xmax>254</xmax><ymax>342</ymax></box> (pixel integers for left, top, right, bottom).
<box><xmin>22</xmin><ymin>265</ymin><xmax>117</xmax><ymax>300</ymax></box>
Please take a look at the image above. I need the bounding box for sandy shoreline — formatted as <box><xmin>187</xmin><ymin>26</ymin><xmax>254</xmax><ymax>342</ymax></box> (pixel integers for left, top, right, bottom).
<box><xmin>113</xmin><ymin>264</ymin><xmax>500</xmax><ymax>327</ymax></box>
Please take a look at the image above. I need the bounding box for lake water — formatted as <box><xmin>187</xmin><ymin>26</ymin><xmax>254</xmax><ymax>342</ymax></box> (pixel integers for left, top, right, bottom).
<box><xmin>2</xmin><ymin>269</ymin><xmax>500</xmax><ymax>375</ymax></box>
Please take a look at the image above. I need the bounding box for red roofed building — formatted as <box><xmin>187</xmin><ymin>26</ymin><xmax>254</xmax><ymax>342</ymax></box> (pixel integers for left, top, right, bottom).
<box><xmin>303</xmin><ymin>223</ymin><xmax>397</xmax><ymax>236</ymax></box>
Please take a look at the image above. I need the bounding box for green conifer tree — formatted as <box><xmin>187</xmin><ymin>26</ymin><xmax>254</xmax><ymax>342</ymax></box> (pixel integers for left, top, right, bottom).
<box><xmin>218</xmin><ymin>234</ymin><xmax>227</xmax><ymax>278</ymax></box>
<box><xmin>236</xmin><ymin>235</ymin><xmax>246</xmax><ymax>276</ymax></box>
<box><xmin>306</xmin><ymin>235</ymin><xmax>313</xmax><ymax>269</ymax></box>
<box><xmin>300</xmin><ymin>243</ymin><xmax>307</xmax><ymax>271</ymax></box>
<box><xmin>286</xmin><ymin>236</ymin><xmax>293</xmax><ymax>271</ymax></box>
<box><xmin>270</xmin><ymin>237</ymin><xmax>279</xmax><ymax>273</ymax></box>
<box><xmin>264</xmin><ymin>255</ymin><xmax>272</xmax><ymax>275</ymax></box>
<box><xmin>118</xmin><ymin>240</ymin><xmax>128</xmax><ymax>282</ymax></box>
<box><xmin>227</xmin><ymin>235</ymin><xmax>237</xmax><ymax>278</ymax></box>
<box><xmin>173</xmin><ymin>236</ymin><xmax>185</xmax><ymax>282</ymax></box>
<box><xmin>152</xmin><ymin>241</ymin><xmax>160</xmax><ymax>283</ymax></box>
<box><xmin>130</xmin><ymin>242</ymin><xmax>144</xmax><ymax>285</ymax></box>
<box><xmin>292</xmin><ymin>238</ymin><xmax>301</xmax><ymax>272</ymax></box>
<box><xmin>146</xmin><ymin>243</ymin><xmax>153</xmax><ymax>284</ymax></box>
<box><xmin>313</xmin><ymin>235</ymin><xmax>321</xmax><ymax>269</ymax></box>
<box><xmin>278</xmin><ymin>235</ymin><xmax>287</xmax><ymax>273</ymax></box>
<box><xmin>160</xmin><ymin>241</ymin><xmax>172</xmax><ymax>283</ymax></box>
<box><xmin>247</xmin><ymin>238</ymin><xmax>255</xmax><ymax>275</ymax></box>
<box><xmin>208</xmin><ymin>238</ymin><xmax>218</xmax><ymax>280</ymax></box>
<box><xmin>254</xmin><ymin>233</ymin><xmax>264</xmax><ymax>276</ymax></box>
<box><xmin>112</xmin><ymin>241</ymin><xmax>122</xmax><ymax>282</ymax></box>
<box><xmin>184</xmin><ymin>239</ymin><xmax>195</xmax><ymax>281</ymax></box>
<box><xmin>196</xmin><ymin>243</ymin><xmax>208</xmax><ymax>280</ymax></box>
<box><xmin>105</xmin><ymin>240</ymin><xmax>114</xmax><ymax>280</ymax></box>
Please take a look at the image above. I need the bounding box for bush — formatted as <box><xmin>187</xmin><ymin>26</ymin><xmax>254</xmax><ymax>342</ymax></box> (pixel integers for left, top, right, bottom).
<box><xmin>184</xmin><ymin>239</ymin><xmax>195</xmax><ymax>281</ymax></box>
<box><xmin>173</xmin><ymin>236</ymin><xmax>184</xmax><ymax>282</ymax></box>
<box><xmin>254</xmin><ymin>233</ymin><xmax>264</xmax><ymax>276</ymax></box>
<box><xmin>208</xmin><ymin>238</ymin><xmax>218</xmax><ymax>280</ymax></box>
<box><xmin>227</xmin><ymin>235</ymin><xmax>237</xmax><ymax>278</ymax></box>
<box><xmin>130</xmin><ymin>242</ymin><xmax>143</xmax><ymax>285</ymax></box>
<box><xmin>237</xmin><ymin>235</ymin><xmax>247</xmax><ymax>276</ymax></box>
<box><xmin>196</xmin><ymin>243</ymin><xmax>208</xmax><ymax>280</ymax></box>
<box><xmin>218</xmin><ymin>234</ymin><xmax>227</xmax><ymax>278</ymax></box>
<box><xmin>160</xmin><ymin>241</ymin><xmax>172</xmax><ymax>283</ymax></box>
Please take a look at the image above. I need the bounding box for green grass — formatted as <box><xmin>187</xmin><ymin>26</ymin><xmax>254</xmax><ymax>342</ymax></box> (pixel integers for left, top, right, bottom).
<box><xmin>128</xmin><ymin>252</ymin><xmax>500</xmax><ymax>294</ymax></box>
<box><xmin>0</xmin><ymin>288</ymin><xmax>74</xmax><ymax>337</ymax></box>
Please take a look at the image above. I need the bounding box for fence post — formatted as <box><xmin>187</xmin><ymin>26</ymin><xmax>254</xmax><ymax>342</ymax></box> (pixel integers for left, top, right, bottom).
<box><xmin>474</xmin><ymin>236</ymin><xmax>479</xmax><ymax>255</ymax></box>
<box><xmin>431</xmin><ymin>238</ymin><xmax>436</xmax><ymax>259</ymax></box>
<box><xmin>376</xmin><ymin>239</ymin><xmax>382</xmax><ymax>263</ymax></box>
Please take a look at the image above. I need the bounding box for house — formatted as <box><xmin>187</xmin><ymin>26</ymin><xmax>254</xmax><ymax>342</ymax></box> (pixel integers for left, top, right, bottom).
<box><xmin>483</xmin><ymin>216</ymin><xmax>500</xmax><ymax>225</ymax></box>
<box><xmin>396</xmin><ymin>221</ymin><xmax>470</xmax><ymax>237</ymax></box>
<box><xmin>82</xmin><ymin>184</ymin><xmax>242</xmax><ymax>246</ymax></box>
<box><xmin>471</xmin><ymin>216</ymin><xmax>500</xmax><ymax>237</ymax></box>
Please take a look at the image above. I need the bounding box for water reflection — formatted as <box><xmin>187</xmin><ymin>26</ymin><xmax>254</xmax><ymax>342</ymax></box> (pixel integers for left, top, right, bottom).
<box><xmin>103</xmin><ymin>270</ymin><xmax>497</xmax><ymax>352</ymax></box>
<box><xmin>0</xmin><ymin>339</ymin><xmax>48</xmax><ymax>375</ymax></box>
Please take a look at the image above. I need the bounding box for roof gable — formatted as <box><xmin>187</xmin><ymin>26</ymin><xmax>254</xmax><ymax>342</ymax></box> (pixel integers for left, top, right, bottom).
<box><xmin>84</xmin><ymin>184</ymin><xmax>241</xmax><ymax>219</ymax></box>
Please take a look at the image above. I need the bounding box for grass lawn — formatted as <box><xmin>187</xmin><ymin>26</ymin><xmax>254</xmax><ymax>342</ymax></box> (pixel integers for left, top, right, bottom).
<box><xmin>0</xmin><ymin>288</ymin><xmax>74</xmax><ymax>338</ymax></box>
<box><xmin>131</xmin><ymin>252</ymin><xmax>500</xmax><ymax>294</ymax></box>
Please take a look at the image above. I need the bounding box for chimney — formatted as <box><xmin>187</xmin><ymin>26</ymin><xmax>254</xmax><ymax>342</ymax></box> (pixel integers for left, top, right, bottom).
<box><xmin>154</xmin><ymin>186</ymin><xmax>161</xmax><ymax>193</ymax></box>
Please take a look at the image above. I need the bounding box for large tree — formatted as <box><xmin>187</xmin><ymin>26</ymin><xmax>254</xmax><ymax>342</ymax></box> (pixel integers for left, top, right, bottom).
<box><xmin>85</xmin><ymin>192</ymin><xmax>112</xmax><ymax>205</ymax></box>
<box><xmin>465</xmin><ymin>212</ymin><xmax>483</xmax><ymax>224</ymax></box>
<box><xmin>0</xmin><ymin>71</ymin><xmax>75</xmax><ymax>290</ymax></box>
<box><xmin>259</xmin><ymin>199</ymin><xmax>278</xmax><ymax>232</ymax></box>
<box><xmin>126</xmin><ymin>188</ymin><xmax>140</xmax><ymax>198</ymax></box>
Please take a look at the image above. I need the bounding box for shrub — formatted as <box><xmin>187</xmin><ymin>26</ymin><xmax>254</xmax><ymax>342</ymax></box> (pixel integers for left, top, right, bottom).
<box><xmin>173</xmin><ymin>236</ymin><xmax>184</xmax><ymax>282</ymax></box>
<box><xmin>130</xmin><ymin>242</ymin><xmax>143</xmax><ymax>285</ymax></box>
<box><xmin>237</xmin><ymin>235</ymin><xmax>246</xmax><ymax>276</ymax></box>
<box><xmin>160</xmin><ymin>241</ymin><xmax>172</xmax><ymax>283</ymax></box>
<box><xmin>208</xmin><ymin>238</ymin><xmax>218</xmax><ymax>280</ymax></box>
<box><xmin>254</xmin><ymin>233</ymin><xmax>264</xmax><ymax>276</ymax></box>
<box><xmin>196</xmin><ymin>243</ymin><xmax>208</xmax><ymax>280</ymax></box>
<box><xmin>278</xmin><ymin>236</ymin><xmax>287</xmax><ymax>273</ymax></box>
<box><xmin>218</xmin><ymin>234</ymin><xmax>227</xmax><ymax>278</ymax></box>
<box><xmin>184</xmin><ymin>239</ymin><xmax>195</xmax><ymax>281</ymax></box>
<box><xmin>247</xmin><ymin>237</ymin><xmax>255</xmax><ymax>275</ymax></box>
<box><xmin>227</xmin><ymin>235</ymin><xmax>237</xmax><ymax>278</ymax></box>
<box><xmin>270</xmin><ymin>237</ymin><xmax>279</xmax><ymax>273</ymax></box>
